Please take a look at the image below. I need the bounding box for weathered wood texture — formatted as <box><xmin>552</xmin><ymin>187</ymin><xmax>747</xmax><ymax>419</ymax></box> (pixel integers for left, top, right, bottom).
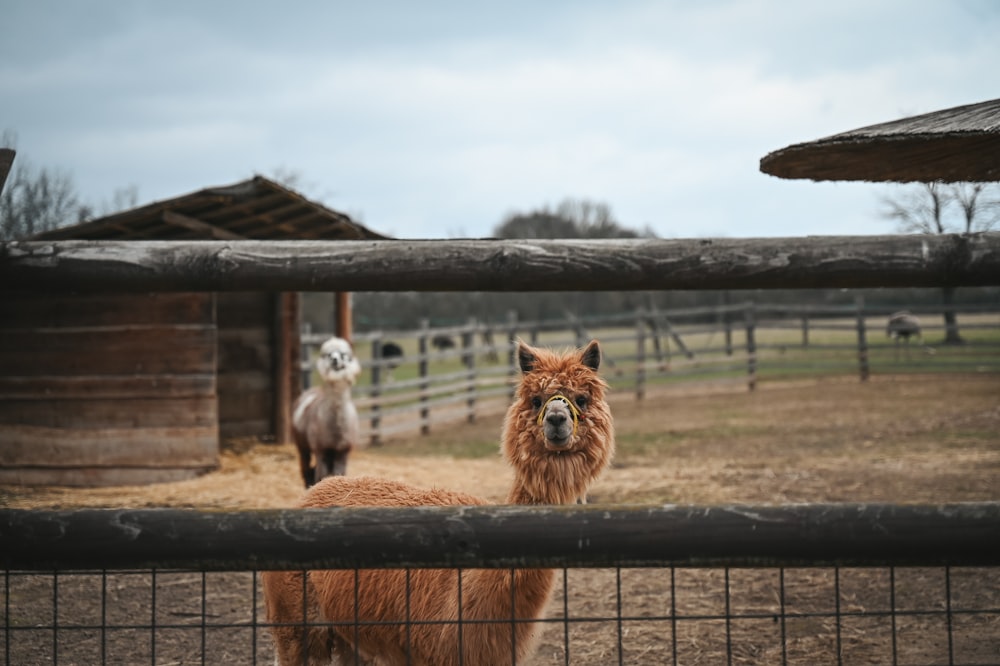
<box><xmin>0</xmin><ymin>292</ymin><xmax>219</xmax><ymax>487</ymax></box>
<box><xmin>761</xmin><ymin>98</ymin><xmax>1000</xmax><ymax>182</ymax></box>
<box><xmin>4</xmin><ymin>234</ymin><xmax>1000</xmax><ymax>292</ymax></box>
<box><xmin>1</xmin><ymin>503</ymin><xmax>997</xmax><ymax>571</ymax></box>
<box><xmin>215</xmin><ymin>292</ymin><xmax>275</xmax><ymax>438</ymax></box>
<box><xmin>272</xmin><ymin>292</ymin><xmax>300</xmax><ymax>444</ymax></box>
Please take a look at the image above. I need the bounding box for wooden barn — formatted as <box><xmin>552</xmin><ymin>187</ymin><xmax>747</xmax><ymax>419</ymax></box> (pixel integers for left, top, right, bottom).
<box><xmin>0</xmin><ymin>176</ymin><xmax>387</xmax><ymax>486</ymax></box>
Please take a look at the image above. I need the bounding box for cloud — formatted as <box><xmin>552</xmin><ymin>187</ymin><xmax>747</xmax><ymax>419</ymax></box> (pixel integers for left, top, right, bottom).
<box><xmin>3</xmin><ymin>0</ymin><xmax>998</xmax><ymax>240</ymax></box>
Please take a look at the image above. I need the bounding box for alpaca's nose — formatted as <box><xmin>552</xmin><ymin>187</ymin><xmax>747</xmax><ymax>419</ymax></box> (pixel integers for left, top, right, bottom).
<box><xmin>546</xmin><ymin>412</ymin><xmax>567</xmax><ymax>428</ymax></box>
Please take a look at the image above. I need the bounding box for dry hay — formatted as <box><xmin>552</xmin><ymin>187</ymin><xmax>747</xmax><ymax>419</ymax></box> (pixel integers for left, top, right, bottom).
<box><xmin>2</xmin><ymin>373</ymin><xmax>998</xmax><ymax>664</ymax></box>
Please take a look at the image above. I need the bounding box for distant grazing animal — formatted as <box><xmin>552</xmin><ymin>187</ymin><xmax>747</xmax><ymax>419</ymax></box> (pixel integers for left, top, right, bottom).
<box><xmin>380</xmin><ymin>341</ymin><xmax>404</xmax><ymax>364</ymax></box>
<box><xmin>379</xmin><ymin>341</ymin><xmax>404</xmax><ymax>381</ymax></box>
<box><xmin>292</xmin><ymin>337</ymin><xmax>362</xmax><ymax>487</ymax></box>
<box><xmin>886</xmin><ymin>311</ymin><xmax>931</xmax><ymax>359</ymax></box>
<box><xmin>432</xmin><ymin>334</ymin><xmax>456</xmax><ymax>351</ymax></box>
<box><xmin>263</xmin><ymin>340</ymin><xmax>615</xmax><ymax>666</ymax></box>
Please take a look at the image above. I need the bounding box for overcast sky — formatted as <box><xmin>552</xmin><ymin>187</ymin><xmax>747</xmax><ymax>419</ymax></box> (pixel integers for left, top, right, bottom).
<box><xmin>3</xmin><ymin>1</ymin><xmax>998</xmax><ymax>239</ymax></box>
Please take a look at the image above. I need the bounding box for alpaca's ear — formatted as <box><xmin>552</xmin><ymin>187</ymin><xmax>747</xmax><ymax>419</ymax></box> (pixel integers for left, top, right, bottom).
<box><xmin>580</xmin><ymin>340</ymin><xmax>601</xmax><ymax>371</ymax></box>
<box><xmin>518</xmin><ymin>341</ymin><xmax>537</xmax><ymax>373</ymax></box>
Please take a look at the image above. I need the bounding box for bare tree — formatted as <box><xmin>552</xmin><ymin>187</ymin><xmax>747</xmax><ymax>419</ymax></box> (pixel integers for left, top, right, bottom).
<box><xmin>881</xmin><ymin>182</ymin><xmax>1000</xmax><ymax>344</ymax></box>
<box><xmin>0</xmin><ymin>132</ymin><xmax>84</xmax><ymax>240</ymax></box>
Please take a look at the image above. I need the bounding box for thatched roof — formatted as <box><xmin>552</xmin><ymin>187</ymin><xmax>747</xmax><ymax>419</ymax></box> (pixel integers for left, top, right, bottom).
<box><xmin>760</xmin><ymin>98</ymin><xmax>1000</xmax><ymax>183</ymax></box>
<box><xmin>36</xmin><ymin>175</ymin><xmax>390</xmax><ymax>241</ymax></box>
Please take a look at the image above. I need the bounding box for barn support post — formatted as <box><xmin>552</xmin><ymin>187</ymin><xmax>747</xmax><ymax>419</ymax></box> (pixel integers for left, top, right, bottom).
<box><xmin>856</xmin><ymin>296</ymin><xmax>870</xmax><ymax>382</ymax></box>
<box><xmin>369</xmin><ymin>335</ymin><xmax>383</xmax><ymax>446</ymax></box>
<box><xmin>462</xmin><ymin>318</ymin><xmax>476</xmax><ymax>424</ymax></box>
<box><xmin>273</xmin><ymin>292</ymin><xmax>300</xmax><ymax>445</ymax></box>
<box><xmin>801</xmin><ymin>309</ymin><xmax>811</xmax><ymax>348</ymax></box>
<box><xmin>334</xmin><ymin>291</ymin><xmax>352</xmax><ymax>342</ymax></box>
<box><xmin>745</xmin><ymin>302</ymin><xmax>757</xmax><ymax>391</ymax></box>
<box><xmin>418</xmin><ymin>319</ymin><xmax>430</xmax><ymax>436</ymax></box>
<box><xmin>635</xmin><ymin>307</ymin><xmax>647</xmax><ymax>401</ymax></box>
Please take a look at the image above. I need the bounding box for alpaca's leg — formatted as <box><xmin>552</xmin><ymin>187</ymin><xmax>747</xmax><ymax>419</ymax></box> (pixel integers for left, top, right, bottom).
<box><xmin>302</xmin><ymin>465</ymin><xmax>316</xmax><ymax>488</ymax></box>
<box><xmin>316</xmin><ymin>449</ymin><xmax>350</xmax><ymax>480</ymax></box>
<box><xmin>294</xmin><ymin>432</ymin><xmax>316</xmax><ymax>488</ymax></box>
<box><xmin>330</xmin><ymin>632</ymin><xmax>382</xmax><ymax>666</ymax></box>
<box><xmin>331</xmin><ymin>449</ymin><xmax>349</xmax><ymax>476</ymax></box>
<box><xmin>262</xmin><ymin>570</ymin><xmax>333</xmax><ymax>666</ymax></box>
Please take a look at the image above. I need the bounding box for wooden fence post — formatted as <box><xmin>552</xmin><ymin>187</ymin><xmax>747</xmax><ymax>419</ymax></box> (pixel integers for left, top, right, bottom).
<box><xmin>745</xmin><ymin>302</ymin><xmax>757</xmax><ymax>391</ymax></box>
<box><xmin>644</xmin><ymin>296</ymin><xmax>665</xmax><ymax>366</ymax></box>
<box><xmin>635</xmin><ymin>308</ymin><xmax>647</xmax><ymax>401</ymax></box>
<box><xmin>418</xmin><ymin>319</ymin><xmax>430</xmax><ymax>435</ymax></box>
<box><xmin>462</xmin><ymin>318</ymin><xmax>476</xmax><ymax>423</ymax></box>
<box><xmin>720</xmin><ymin>292</ymin><xmax>734</xmax><ymax>356</ymax></box>
<box><xmin>506</xmin><ymin>310</ymin><xmax>519</xmax><ymax>399</ymax></box>
<box><xmin>370</xmin><ymin>335</ymin><xmax>383</xmax><ymax>446</ymax></box>
<box><xmin>856</xmin><ymin>296</ymin><xmax>870</xmax><ymax>382</ymax></box>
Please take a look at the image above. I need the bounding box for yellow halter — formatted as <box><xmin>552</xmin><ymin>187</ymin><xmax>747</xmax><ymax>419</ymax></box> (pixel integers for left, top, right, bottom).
<box><xmin>536</xmin><ymin>394</ymin><xmax>581</xmax><ymax>436</ymax></box>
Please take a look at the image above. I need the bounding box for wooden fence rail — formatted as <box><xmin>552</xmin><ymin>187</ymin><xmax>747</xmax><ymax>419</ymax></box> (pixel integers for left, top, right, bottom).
<box><xmin>2</xmin><ymin>503</ymin><xmax>998</xmax><ymax>571</ymax></box>
<box><xmin>303</xmin><ymin>301</ymin><xmax>1000</xmax><ymax>444</ymax></box>
<box><xmin>4</xmin><ymin>233</ymin><xmax>1000</xmax><ymax>292</ymax></box>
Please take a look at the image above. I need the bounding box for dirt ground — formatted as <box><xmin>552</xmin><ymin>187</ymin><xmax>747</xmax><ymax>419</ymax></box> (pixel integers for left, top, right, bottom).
<box><xmin>2</xmin><ymin>373</ymin><xmax>999</xmax><ymax>664</ymax></box>
<box><xmin>6</xmin><ymin>373</ymin><xmax>998</xmax><ymax>510</ymax></box>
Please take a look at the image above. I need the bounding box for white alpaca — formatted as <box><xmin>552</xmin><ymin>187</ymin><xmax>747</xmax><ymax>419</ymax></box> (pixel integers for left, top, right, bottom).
<box><xmin>292</xmin><ymin>336</ymin><xmax>362</xmax><ymax>487</ymax></box>
<box><xmin>263</xmin><ymin>340</ymin><xmax>616</xmax><ymax>666</ymax></box>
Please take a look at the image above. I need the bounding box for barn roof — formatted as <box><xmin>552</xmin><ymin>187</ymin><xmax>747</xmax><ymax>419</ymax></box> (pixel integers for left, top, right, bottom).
<box><xmin>35</xmin><ymin>175</ymin><xmax>390</xmax><ymax>241</ymax></box>
<box><xmin>759</xmin><ymin>98</ymin><xmax>1000</xmax><ymax>183</ymax></box>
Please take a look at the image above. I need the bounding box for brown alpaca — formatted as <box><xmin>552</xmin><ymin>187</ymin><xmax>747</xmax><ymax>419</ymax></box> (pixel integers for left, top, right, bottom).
<box><xmin>262</xmin><ymin>340</ymin><xmax>615</xmax><ymax>666</ymax></box>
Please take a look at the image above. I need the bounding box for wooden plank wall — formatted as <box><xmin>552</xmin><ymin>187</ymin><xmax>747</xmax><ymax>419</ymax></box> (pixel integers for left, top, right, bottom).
<box><xmin>216</xmin><ymin>292</ymin><xmax>276</xmax><ymax>439</ymax></box>
<box><xmin>0</xmin><ymin>292</ymin><xmax>219</xmax><ymax>486</ymax></box>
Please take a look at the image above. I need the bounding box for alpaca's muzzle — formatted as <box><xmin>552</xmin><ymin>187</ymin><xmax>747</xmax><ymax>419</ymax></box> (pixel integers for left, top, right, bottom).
<box><xmin>537</xmin><ymin>394</ymin><xmax>580</xmax><ymax>445</ymax></box>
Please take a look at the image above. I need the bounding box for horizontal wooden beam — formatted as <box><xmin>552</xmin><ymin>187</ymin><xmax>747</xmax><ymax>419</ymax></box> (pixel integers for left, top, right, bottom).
<box><xmin>1</xmin><ymin>503</ymin><xmax>997</xmax><ymax>571</ymax></box>
<box><xmin>3</xmin><ymin>233</ymin><xmax>1000</xmax><ymax>292</ymax></box>
<box><xmin>161</xmin><ymin>210</ymin><xmax>247</xmax><ymax>240</ymax></box>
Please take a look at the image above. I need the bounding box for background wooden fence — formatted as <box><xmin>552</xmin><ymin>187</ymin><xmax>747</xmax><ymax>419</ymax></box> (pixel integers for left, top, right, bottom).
<box><xmin>303</xmin><ymin>301</ymin><xmax>1000</xmax><ymax>444</ymax></box>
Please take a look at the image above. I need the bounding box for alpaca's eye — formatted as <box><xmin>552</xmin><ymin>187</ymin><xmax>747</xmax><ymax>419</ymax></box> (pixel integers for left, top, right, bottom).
<box><xmin>531</xmin><ymin>397</ymin><xmax>542</xmax><ymax>409</ymax></box>
<box><xmin>575</xmin><ymin>396</ymin><xmax>588</xmax><ymax>409</ymax></box>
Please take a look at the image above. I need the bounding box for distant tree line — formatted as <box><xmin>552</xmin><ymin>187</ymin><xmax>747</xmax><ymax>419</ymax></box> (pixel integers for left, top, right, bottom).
<box><xmin>5</xmin><ymin>139</ymin><xmax>998</xmax><ymax>333</ymax></box>
<box><xmin>320</xmin><ymin>193</ymin><xmax>1000</xmax><ymax>332</ymax></box>
<box><xmin>342</xmin><ymin>198</ymin><xmax>654</xmax><ymax>330</ymax></box>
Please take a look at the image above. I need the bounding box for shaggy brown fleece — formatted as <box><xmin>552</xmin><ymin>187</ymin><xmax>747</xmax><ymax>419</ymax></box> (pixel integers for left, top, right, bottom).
<box><xmin>262</xmin><ymin>340</ymin><xmax>615</xmax><ymax>666</ymax></box>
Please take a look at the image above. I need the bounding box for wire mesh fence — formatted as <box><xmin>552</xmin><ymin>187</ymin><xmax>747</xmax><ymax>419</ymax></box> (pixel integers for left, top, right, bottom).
<box><xmin>3</xmin><ymin>565</ymin><xmax>998</xmax><ymax>665</ymax></box>
<box><xmin>2</xmin><ymin>504</ymin><xmax>998</xmax><ymax>665</ymax></box>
